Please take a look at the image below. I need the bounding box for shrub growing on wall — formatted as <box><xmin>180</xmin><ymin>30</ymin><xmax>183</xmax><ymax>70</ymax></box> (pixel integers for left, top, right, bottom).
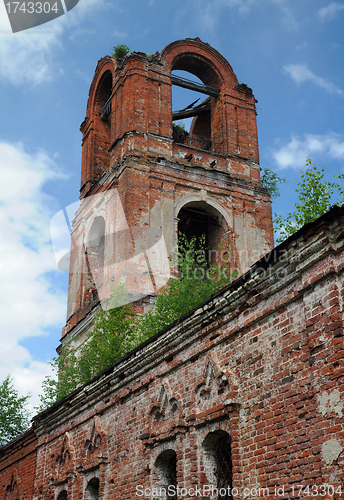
<box><xmin>37</xmin><ymin>235</ymin><xmax>236</xmax><ymax>410</ymax></box>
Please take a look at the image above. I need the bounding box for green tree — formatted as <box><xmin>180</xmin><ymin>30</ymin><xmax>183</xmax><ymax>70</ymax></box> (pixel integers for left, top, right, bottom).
<box><xmin>37</xmin><ymin>283</ymin><xmax>135</xmax><ymax>407</ymax></box>
<box><xmin>35</xmin><ymin>372</ymin><xmax>58</xmax><ymax>413</ymax></box>
<box><xmin>112</xmin><ymin>44</ymin><xmax>130</xmax><ymax>60</ymax></box>
<box><xmin>261</xmin><ymin>167</ymin><xmax>286</xmax><ymax>199</ymax></box>
<box><xmin>0</xmin><ymin>376</ymin><xmax>31</xmax><ymax>445</ymax></box>
<box><xmin>134</xmin><ymin>233</ymin><xmax>236</xmax><ymax>342</ymax></box>
<box><xmin>38</xmin><ymin>235</ymin><xmax>236</xmax><ymax>408</ymax></box>
<box><xmin>77</xmin><ymin>283</ymin><xmax>135</xmax><ymax>385</ymax></box>
<box><xmin>172</xmin><ymin>122</ymin><xmax>188</xmax><ymax>143</ymax></box>
<box><xmin>274</xmin><ymin>159</ymin><xmax>344</xmax><ymax>243</ymax></box>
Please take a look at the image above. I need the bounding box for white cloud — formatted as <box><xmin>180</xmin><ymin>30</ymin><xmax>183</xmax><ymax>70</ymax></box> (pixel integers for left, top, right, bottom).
<box><xmin>270</xmin><ymin>0</ymin><xmax>298</xmax><ymax>30</ymax></box>
<box><xmin>0</xmin><ymin>0</ymin><xmax>107</xmax><ymax>86</ymax></box>
<box><xmin>0</xmin><ymin>141</ymin><xmax>67</xmax><ymax>410</ymax></box>
<box><xmin>191</xmin><ymin>0</ymin><xmax>257</xmax><ymax>30</ymax></box>
<box><xmin>317</xmin><ymin>2</ymin><xmax>344</xmax><ymax>20</ymax></box>
<box><xmin>112</xmin><ymin>29</ymin><xmax>128</xmax><ymax>38</ymax></box>
<box><xmin>271</xmin><ymin>133</ymin><xmax>344</xmax><ymax>169</ymax></box>
<box><xmin>284</xmin><ymin>63</ymin><xmax>343</xmax><ymax>96</ymax></box>
<box><xmin>0</xmin><ymin>30</ymin><xmax>63</xmax><ymax>86</ymax></box>
<box><xmin>190</xmin><ymin>0</ymin><xmax>297</xmax><ymax>31</ymax></box>
<box><xmin>0</xmin><ymin>0</ymin><xmax>64</xmax><ymax>85</ymax></box>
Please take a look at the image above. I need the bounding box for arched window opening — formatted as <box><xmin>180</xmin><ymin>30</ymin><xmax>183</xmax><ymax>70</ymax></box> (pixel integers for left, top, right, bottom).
<box><xmin>202</xmin><ymin>431</ymin><xmax>233</xmax><ymax>500</ymax></box>
<box><xmin>87</xmin><ymin>217</ymin><xmax>105</xmax><ymax>255</ymax></box>
<box><xmin>84</xmin><ymin>216</ymin><xmax>106</xmax><ymax>304</ymax></box>
<box><xmin>177</xmin><ymin>202</ymin><xmax>225</xmax><ymax>267</ymax></box>
<box><xmin>85</xmin><ymin>478</ymin><xmax>99</xmax><ymax>500</ymax></box>
<box><xmin>96</xmin><ymin>71</ymin><xmax>112</xmax><ymax>121</ymax></box>
<box><xmin>57</xmin><ymin>491</ymin><xmax>68</xmax><ymax>500</ymax></box>
<box><xmin>171</xmin><ymin>58</ymin><xmax>220</xmax><ymax>152</ymax></box>
<box><xmin>93</xmin><ymin>71</ymin><xmax>112</xmax><ymax>178</ymax></box>
<box><xmin>153</xmin><ymin>449</ymin><xmax>177</xmax><ymax>500</ymax></box>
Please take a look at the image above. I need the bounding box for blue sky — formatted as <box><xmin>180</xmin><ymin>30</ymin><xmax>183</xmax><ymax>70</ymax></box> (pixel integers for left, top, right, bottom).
<box><xmin>0</xmin><ymin>0</ymin><xmax>343</xmax><ymax>412</ymax></box>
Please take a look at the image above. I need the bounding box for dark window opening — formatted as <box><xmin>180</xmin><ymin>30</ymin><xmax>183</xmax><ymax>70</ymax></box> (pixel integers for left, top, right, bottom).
<box><xmin>215</xmin><ymin>433</ymin><xmax>233</xmax><ymax>499</ymax></box>
<box><xmin>202</xmin><ymin>431</ymin><xmax>233</xmax><ymax>500</ymax></box>
<box><xmin>92</xmin><ymin>71</ymin><xmax>112</xmax><ymax>178</ymax></box>
<box><xmin>154</xmin><ymin>449</ymin><xmax>177</xmax><ymax>500</ymax></box>
<box><xmin>57</xmin><ymin>491</ymin><xmax>68</xmax><ymax>500</ymax></box>
<box><xmin>97</xmin><ymin>72</ymin><xmax>112</xmax><ymax>121</ymax></box>
<box><xmin>85</xmin><ymin>478</ymin><xmax>99</xmax><ymax>500</ymax></box>
<box><xmin>177</xmin><ymin>203</ymin><xmax>222</xmax><ymax>266</ymax></box>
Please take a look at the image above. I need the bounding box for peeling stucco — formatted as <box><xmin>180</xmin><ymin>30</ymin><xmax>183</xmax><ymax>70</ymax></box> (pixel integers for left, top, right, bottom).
<box><xmin>322</xmin><ymin>439</ymin><xmax>343</xmax><ymax>466</ymax></box>
<box><xmin>319</xmin><ymin>389</ymin><xmax>343</xmax><ymax>418</ymax></box>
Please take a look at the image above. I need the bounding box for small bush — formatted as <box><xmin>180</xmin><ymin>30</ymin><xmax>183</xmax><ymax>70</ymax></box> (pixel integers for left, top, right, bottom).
<box><xmin>112</xmin><ymin>44</ymin><xmax>130</xmax><ymax>60</ymax></box>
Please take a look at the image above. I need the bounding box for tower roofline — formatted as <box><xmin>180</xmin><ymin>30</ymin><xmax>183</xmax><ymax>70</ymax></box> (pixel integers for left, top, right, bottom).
<box><xmin>161</xmin><ymin>37</ymin><xmax>239</xmax><ymax>89</ymax></box>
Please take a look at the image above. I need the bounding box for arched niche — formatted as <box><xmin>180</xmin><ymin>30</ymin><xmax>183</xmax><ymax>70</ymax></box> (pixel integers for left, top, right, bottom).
<box><xmin>92</xmin><ymin>70</ymin><xmax>113</xmax><ymax>176</ymax></box>
<box><xmin>85</xmin><ymin>477</ymin><xmax>99</xmax><ymax>500</ymax></box>
<box><xmin>56</xmin><ymin>491</ymin><xmax>68</xmax><ymax>500</ymax></box>
<box><xmin>83</xmin><ymin>216</ymin><xmax>106</xmax><ymax>305</ymax></box>
<box><xmin>189</xmin><ymin>107</ymin><xmax>211</xmax><ymax>143</ymax></box>
<box><xmin>202</xmin><ymin>430</ymin><xmax>233</xmax><ymax>499</ymax></box>
<box><xmin>86</xmin><ymin>216</ymin><xmax>106</xmax><ymax>255</ymax></box>
<box><xmin>153</xmin><ymin>449</ymin><xmax>177</xmax><ymax>500</ymax></box>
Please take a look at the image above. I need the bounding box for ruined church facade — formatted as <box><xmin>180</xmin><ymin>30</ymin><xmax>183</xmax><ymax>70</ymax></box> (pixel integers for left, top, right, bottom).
<box><xmin>1</xmin><ymin>39</ymin><xmax>343</xmax><ymax>500</ymax></box>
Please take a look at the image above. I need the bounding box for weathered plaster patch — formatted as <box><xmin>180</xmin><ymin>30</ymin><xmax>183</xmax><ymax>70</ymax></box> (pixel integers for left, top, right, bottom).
<box><xmin>319</xmin><ymin>389</ymin><xmax>343</xmax><ymax>418</ymax></box>
<box><xmin>322</xmin><ymin>439</ymin><xmax>342</xmax><ymax>465</ymax></box>
<box><xmin>200</xmin><ymin>189</ymin><xmax>207</xmax><ymax>201</ymax></box>
<box><xmin>329</xmin><ymin>470</ymin><xmax>339</xmax><ymax>483</ymax></box>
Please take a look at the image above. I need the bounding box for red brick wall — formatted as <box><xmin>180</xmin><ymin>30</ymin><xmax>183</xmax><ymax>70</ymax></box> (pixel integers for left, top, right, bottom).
<box><xmin>0</xmin><ymin>428</ymin><xmax>37</xmax><ymax>500</ymax></box>
<box><xmin>31</xmin><ymin>207</ymin><xmax>344</xmax><ymax>500</ymax></box>
<box><xmin>80</xmin><ymin>57</ymin><xmax>115</xmax><ymax>191</ymax></box>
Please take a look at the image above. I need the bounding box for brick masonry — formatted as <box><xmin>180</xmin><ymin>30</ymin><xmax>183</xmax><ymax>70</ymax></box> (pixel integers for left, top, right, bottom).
<box><xmin>0</xmin><ymin>429</ymin><xmax>37</xmax><ymax>500</ymax></box>
<box><xmin>1</xmin><ymin>206</ymin><xmax>344</xmax><ymax>499</ymax></box>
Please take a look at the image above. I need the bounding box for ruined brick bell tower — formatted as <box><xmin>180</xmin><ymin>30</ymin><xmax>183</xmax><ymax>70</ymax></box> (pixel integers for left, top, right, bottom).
<box><xmin>61</xmin><ymin>38</ymin><xmax>274</xmax><ymax>348</ymax></box>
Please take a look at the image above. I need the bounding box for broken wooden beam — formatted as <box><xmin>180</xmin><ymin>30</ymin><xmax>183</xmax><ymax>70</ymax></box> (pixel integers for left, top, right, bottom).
<box><xmin>172</xmin><ymin>75</ymin><xmax>219</xmax><ymax>97</ymax></box>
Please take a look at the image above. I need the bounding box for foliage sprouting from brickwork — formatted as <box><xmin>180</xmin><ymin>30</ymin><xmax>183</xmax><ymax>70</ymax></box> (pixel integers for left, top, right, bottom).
<box><xmin>112</xmin><ymin>44</ymin><xmax>130</xmax><ymax>60</ymax></box>
<box><xmin>36</xmin><ymin>235</ymin><xmax>236</xmax><ymax>411</ymax></box>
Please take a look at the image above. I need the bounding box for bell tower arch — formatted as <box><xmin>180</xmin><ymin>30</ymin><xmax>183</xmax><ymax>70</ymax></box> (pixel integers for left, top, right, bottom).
<box><xmin>62</xmin><ymin>38</ymin><xmax>273</xmax><ymax>346</ymax></box>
